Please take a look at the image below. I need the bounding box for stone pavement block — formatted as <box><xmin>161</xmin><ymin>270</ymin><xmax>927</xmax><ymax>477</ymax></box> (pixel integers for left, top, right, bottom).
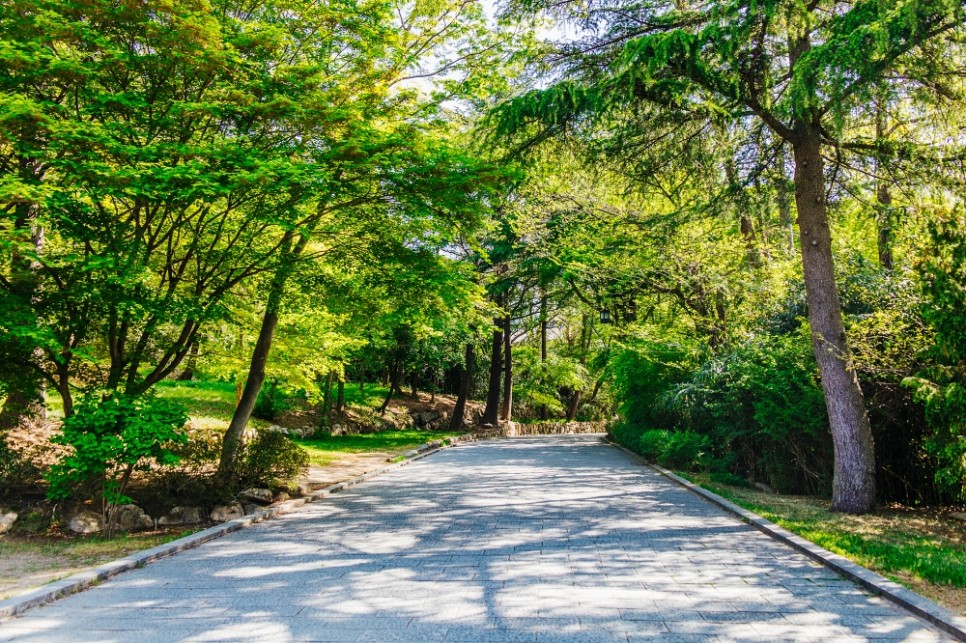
<box><xmin>0</xmin><ymin>435</ymin><xmax>953</xmax><ymax>642</ymax></box>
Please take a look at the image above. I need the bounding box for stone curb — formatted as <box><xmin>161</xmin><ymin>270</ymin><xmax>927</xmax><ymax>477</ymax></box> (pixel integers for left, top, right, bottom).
<box><xmin>0</xmin><ymin>431</ymin><xmax>484</xmax><ymax>622</ymax></box>
<box><xmin>603</xmin><ymin>437</ymin><xmax>966</xmax><ymax>642</ymax></box>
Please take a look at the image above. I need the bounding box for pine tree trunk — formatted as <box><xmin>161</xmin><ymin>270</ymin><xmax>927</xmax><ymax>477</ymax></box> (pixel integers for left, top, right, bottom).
<box><xmin>481</xmin><ymin>321</ymin><xmax>503</xmax><ymax>425</ymax></box>
<box><xmin>449</xmin><ymin>343</ymin><xmax>475</xmax><ymax>431</ymax></box>
<box><xmin>500</xmin><ymin>316</ymin><xmax>513</xmax><ymax>422</ymax></box>
<box><xmin>792</xmin><ymin>128</ymin><xmax>876</xmax><ymax>514</ymax></box>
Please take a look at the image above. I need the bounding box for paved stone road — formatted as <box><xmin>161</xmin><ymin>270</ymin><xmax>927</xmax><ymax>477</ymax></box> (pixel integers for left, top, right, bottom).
<box><xmin>0</xmin><ymin>435</ymin><xmax>953</xmax><ymax>642</ymax></box>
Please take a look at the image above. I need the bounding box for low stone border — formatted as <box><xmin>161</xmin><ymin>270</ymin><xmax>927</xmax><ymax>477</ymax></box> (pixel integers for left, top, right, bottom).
<box><xmin>603</xmin><ymin>437</ymin><xmax>966</xmax><ymax>642</ymax></box>
<box><xmin>0</xmin><ymin>431</ymin><xmax>485</xmax><ymax>622</ymax></box>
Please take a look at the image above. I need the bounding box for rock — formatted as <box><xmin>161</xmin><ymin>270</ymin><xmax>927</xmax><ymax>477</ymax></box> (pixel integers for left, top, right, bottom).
<box><xmin>111</xmin><ymin>504</ymin><xmax>154</xmax><ymax>531</ymax></box>
<box><xmin>239</xmin><ymin>488</ymin><xmax>274</xmax><ymax>505</ymax></box>
<box><xmin>273</xmin><ymin>491</ymin><xmax>290</xmax><ymax>503</ymax></box>
<box><xmin>950</xmin><ymin>512</ymin><xmax>966</xmax><ymax>523</ymax></box>
<box><xmin>242</xmin><ymin>503</ymin><xmax>260</xmax><ymax>515</ymax></box>
<box><xmin>69</xmin><ymin>511</ymin><xmax>104</xmax><ymax>534</ymax></box>
<box><xmin>0</xmin><ymin>510</ymin><xmax>18</xmax><ymax>534</ymax></box>
<box><xmin>210</xmin><ymin>503</ymin><xmax>245</xmax><ymax>522</ymax></box>
<box><xmin>158</xmin><ymin>506</ymin><xmax>204</xmax><ymax>526</ymax></box>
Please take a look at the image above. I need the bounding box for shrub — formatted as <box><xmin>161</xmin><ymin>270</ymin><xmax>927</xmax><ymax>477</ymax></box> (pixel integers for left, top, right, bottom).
<box><xmin>636</xmin><ymin>429</ymin><xmax>710</xmax><ymax>471</ymax></box>
<box><xmin>236</xmin><ymin>431</ymin><xmax>309</xmax><ymax>488</ymax></box>
<box><xmin>637</xmin><ymin>430</ymin><xmax>671</xmax><ymax>462</ymax></box>
<box><xmin>253</xmin><ymin>379</ymin><xmax>292</xmax><ymax>422</ymax></box>
<box><xmin>45</xmin><ymin>393</ymin><xmax>188</xmax><ymax>521</ymax></box>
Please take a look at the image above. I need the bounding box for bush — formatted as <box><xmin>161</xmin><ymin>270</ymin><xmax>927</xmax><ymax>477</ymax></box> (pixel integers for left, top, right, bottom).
<box><xmin>236</xmin><ymin>431</ymin><xmax>309</xmax><ymax>488</ymax></box>
<box><xmin>45</xmin><ymin>393</ymin><xmax>188</xmax><ymax>518</ymax></box>
<box><xmin>253</xmin><ymin>379</ymin><xmax>292</xmax><ymax>422</ymax></box>
<box><xmin>635</xmin><ymin>429</ymin><xmax>710</xmax><ymax>471</ymax></box>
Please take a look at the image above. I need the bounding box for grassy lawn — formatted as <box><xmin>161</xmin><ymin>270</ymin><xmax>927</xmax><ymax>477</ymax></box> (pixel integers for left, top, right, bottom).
<box><xmin>294</xmin><ymin>429</ymin><xmax>464</xmax><ymax>467</ymax></box>
<box><xmin>687</xmin><ymin>473</ymin><xmax>966</xmax><ymax>614</ymax></box>
<box><xmin>0</xmin><ymin>531</ymin><xmax>194</xmax><ymax>601</ymax></box>
<box><xmin>155</xmin><ymin>380</ymin><xmax>271</xmax><ymax>432</ymax></box>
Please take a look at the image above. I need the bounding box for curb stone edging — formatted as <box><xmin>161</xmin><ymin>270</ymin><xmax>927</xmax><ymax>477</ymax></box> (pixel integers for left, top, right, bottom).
<box><xmin>603</xmin><ymin>436</ymin><xmax>966</xmax><ymax>642</ymax></box>
<box><xmin>0</xmin><ymin>431</ymin><xmax>486</xmax><ymax>622</ymax></box>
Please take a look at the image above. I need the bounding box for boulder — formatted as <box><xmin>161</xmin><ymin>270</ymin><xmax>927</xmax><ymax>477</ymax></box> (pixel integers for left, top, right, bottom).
<box><xmin>242</xmin><ymin>503</ymin><xmax>260</xmax><ymax>515</ymax></box>
<box><xmin>0</xmin><ymin>510</ymin><xmax>17</xmax><ymax>534</ymax></box>
<box><xmin>69</xmin><ymin>511</ymin><xmax>104</xmax><ymax>534</ymax></box>
<box><xmin>158</xmin><ymin>506</ymin><xmax>204</xmax><ymax>526</ymax></box>
<box><xmin>111</xmin><ymin>504</ymin><xmax>154</xmax><ymax>531</ymax></box>
<box><xmin>950</xmin><ymin>512</ymin><xmax>966</xmax><ymax>523</ymax></box>
<box><xmin>239</xmin><ymin>488</ymin><xmax>273</xmax><ymax>505</ymax></box>
<box><xmin>210</xmin><ymin>503</ymin><xmax>245</xmax><ymax>522</ymax></box>
<box><xmin>273</xmin><ymin>491</ymin><xmax>290</xmax><ymax>503</ymax></box>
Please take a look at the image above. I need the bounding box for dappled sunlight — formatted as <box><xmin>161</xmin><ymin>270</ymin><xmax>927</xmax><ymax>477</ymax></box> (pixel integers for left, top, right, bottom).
<box><xmin>0</xmin><ymin>436</ymin><xmax>951</xmax><ymax>642</ymax></box>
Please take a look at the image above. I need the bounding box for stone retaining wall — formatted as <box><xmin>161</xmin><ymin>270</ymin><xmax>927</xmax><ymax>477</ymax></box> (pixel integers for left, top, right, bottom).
<box><xmin>504</xmin><ymin>421</ymin><xmax>606</xmax><ymax>436</ymax></box>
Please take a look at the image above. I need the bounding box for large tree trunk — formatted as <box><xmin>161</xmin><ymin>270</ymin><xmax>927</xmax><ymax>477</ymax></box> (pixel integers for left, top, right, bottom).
<box><xmin>449</xmin><ymin>343</ymin><xmax>475</xmax><ymax>431</ymax></box>
<box><xmin>481</xmin><ymin>320</ymin><xmax>503</xmax><ymax>425</ymax></box>
<box><xmin>499</xmin><ymin>316</ymin><xmax>513</xmax><ymax>422</ymax></box>
<box><xmin>792</xmin><ymin>129</ymin><xmax>876</xmax><ymax>514</ymax></box>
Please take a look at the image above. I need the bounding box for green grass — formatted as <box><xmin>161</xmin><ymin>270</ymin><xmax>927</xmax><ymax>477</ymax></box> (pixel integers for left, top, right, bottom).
<box><xmin>689</xmin><ymin>473</ymin><xmax>966</xmax><ymax>589</ymax></box>
<box><xmin>337</xmin><ymin>382</ymin><xmax>392</xmax><ymax>409</ymax></box>
<box><xmin>154</xmin><ymin>380</ymin><xmax>271</xmax><ymax>432</ymax></box>
<box><xmin>294</xmin><ymin>429</ymin><xmax>463</xmax><ymax>468</ymax></box>
<box><xmin>0</xmin><ymin>530</ymin><xmax>196</xmax><ymax>600</ymax></box>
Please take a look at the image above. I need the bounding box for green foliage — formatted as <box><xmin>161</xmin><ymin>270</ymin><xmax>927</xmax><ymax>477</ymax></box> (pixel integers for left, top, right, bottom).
<box><xmin>663</xmin><ymin>330</ymin><xmax>832</xmax><ymax>494</ymax></box>
<box><xmin>636</xmin><ymin>429</ymin><xmax>711</xmax><ymax>471</ymax></box>
<box><xmin>513</xmin><ymin>346</ymin><xmax>589</xmax><ymax>416</ymax></box>
<box><xmin>235</xmin><ymin>431</ymin><xmax>309</xmax><ymax>488</ymax></box>
<box><xmin>45</xmin><ymin>394</ymin><xmax>188</xmax><ymax>508</ymax></box>
<box><xmin>253</xmin><ymin>379</ymin><xmax>293</xmax><ymax>422</ymax></box>
<box><xmin>906</xmin><ymin>208</ymin><xmax>966</xmax><ymax>499</ymax></box>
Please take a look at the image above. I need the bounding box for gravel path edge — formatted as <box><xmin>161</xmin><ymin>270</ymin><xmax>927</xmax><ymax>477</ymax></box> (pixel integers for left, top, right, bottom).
<box><xmin>0</xmin><ymin>432</ymin><xmax>483</xmax><ymax>621</ymax></box>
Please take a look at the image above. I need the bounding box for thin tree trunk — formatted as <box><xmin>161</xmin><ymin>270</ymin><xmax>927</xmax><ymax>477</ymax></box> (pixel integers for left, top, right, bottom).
<box><xmin>500</xmin><ymin>316</ymin><xmax>513</xmax><ymax>422</ymax></box>
<box><xmin>336</xmin><ymin>378</ymin><xmax>345</xmax><ymax>413</ymax></box>
<box><xmin>449</xmin><ymin>343</ymin><xmax>475</xmax><ymax>431</ymax></box>
<box><xmin>177</xmin><ymin>342</ymin><xmax>199</xmax><ymax>381</ymax></box>
<box><xmin>566</xmin><ymin>389</ymin><xmax>581</xmax><ymax>421</ymax></box>
<box><xmin>379</xmin><ymin>360</ymin><xmax>401</xmax><ymax>415</ymax></box>
<box><xmin>875</xmin><ymin>106</ymin><xmax>894</xmax><ymax>271</ymax></box>
<box><xmin>777</xmin><ymin>146</ymin><xmax>795</xmax><ymax>255</ymax></box>
<box><xmin>218</xmin><ymin>302</ymin><xmax>281</xmax><ymax>475</ymax></box>
<box><xmin>792</xmin><ymin>128</ymin><xmax>876</xmax><ymax>514</ymax></box>
<box><xmin>218</xmin><ymin>232</ymin><xmax>303</xmax><ymax>476</ymax></box>
<box><xmin>540</xmin><ymin>294</ymin><xmax>548</xmax><ymax>421</ymax></box>
<box><xmin>322</xmin><ymin>372</ymin><xmax>334</xmax><ymax>419</ymax></box>
<box><xmin>481</xmin><ymin>320</ymin><xmax>503</xmax><ymax>425</ymax></box>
